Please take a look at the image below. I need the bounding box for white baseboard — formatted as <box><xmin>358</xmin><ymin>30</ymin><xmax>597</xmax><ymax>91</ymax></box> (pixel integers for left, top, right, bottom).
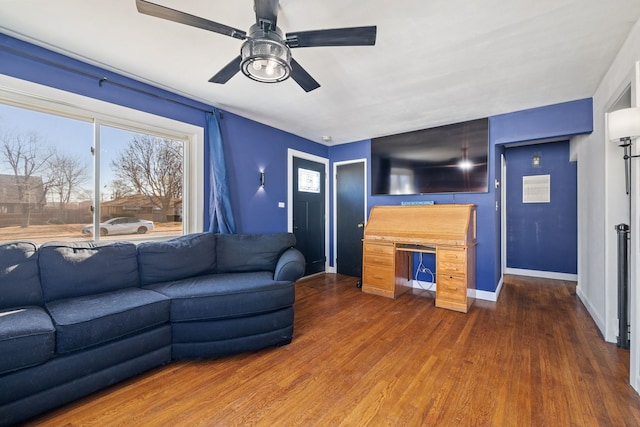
<box><xmin>472</xmin><ymin>276</ymin><xmax>503</xmax><ymax>302</ymax></box>
<box><xmin>575</xmin><ymin>285</ymin><xmax>609</xmax><ymax>342</ymax></box>
<box><xmin>410</xmin><ymin>280</ymin><xmax>437</xmax><ymax>292</ymax></box>
<box><xmin>505</xmin><ymin>267</ymin><xmax>578</xmax><ymax>281</ymax></box>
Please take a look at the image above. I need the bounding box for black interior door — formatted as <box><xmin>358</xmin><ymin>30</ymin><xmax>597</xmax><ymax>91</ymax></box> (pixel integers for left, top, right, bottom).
<box><xmin>336</xmin><ymin>162</ymin><xmax>365</xmax><ymax>277</ymax></box>
<box><xmin>293</xmin><ymin>157</ymin><xmax>325</xmax><ymax>276</ymax></box>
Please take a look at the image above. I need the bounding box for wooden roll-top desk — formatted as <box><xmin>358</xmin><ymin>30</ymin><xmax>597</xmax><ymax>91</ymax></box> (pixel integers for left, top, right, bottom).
<box><xmin>362</xmin><ymin>204</ymin><xmax>477</xmax><ymax>313</ymax></box>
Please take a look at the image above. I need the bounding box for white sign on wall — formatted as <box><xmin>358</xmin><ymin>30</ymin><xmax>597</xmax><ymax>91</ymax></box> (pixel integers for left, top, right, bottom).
<box><xmin>523</xmin><ymin>174</ymin><xmax>551</xmax><ymax>203</ymax></box>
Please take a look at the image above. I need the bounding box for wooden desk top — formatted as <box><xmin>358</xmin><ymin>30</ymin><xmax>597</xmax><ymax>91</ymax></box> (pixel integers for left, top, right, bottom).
<box><xmin>363</xmin><ymin>204</ymin><xmax>477</xmax><ymax>247</ymax></box>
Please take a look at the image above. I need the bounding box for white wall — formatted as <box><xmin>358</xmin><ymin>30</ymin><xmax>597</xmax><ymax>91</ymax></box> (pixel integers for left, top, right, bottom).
<box><xmin>576</xmin><ymin>17</ymin><xmax>640</xmax><ymax>391</ymax></box>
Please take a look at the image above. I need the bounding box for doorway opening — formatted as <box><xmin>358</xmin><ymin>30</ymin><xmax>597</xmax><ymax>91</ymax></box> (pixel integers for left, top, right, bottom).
<box><xmin>501</xmin><ymin>140</ymin><xmax>578</xmax><ymax>281</ymax></box>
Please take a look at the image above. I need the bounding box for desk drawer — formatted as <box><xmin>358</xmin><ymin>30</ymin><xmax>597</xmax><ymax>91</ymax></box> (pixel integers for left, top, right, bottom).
<box><xmin>437</xmin><ymin>274</ymin><xmax>467</xmax><ymax>302</ymax></box>
<box><xmin>364</xmin><ymin>243</ymin><xmax>394</xmax><ymax>256</ymax></box>
<box><xmin>363</xmin><ymin>265</ymin><xmax>394</xmax><ymax>290</ymax></box>
<box><xmin>363</xmin><ymin>253</ymin><xmax>393</xmax><ymax>267</ymax></box>
<box><xmin>437</xmin><ymin>248</ymin><xmax>466</xmax><ymax>274</ymax></box>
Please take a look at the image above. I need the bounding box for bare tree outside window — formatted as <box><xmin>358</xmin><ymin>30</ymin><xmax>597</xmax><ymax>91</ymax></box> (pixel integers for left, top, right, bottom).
<box><xmin>107</xmin><ymin>178</ymin><xmax>134</xmax><ymax>200</ymax></box>
<box><xmin>45</xmin><ymin>152</ymin><xmax>90</xmax><ymax>223</ymax></box>
<box><xmin>0</xmin><ymin>130</ymin><xmax>53</xmax><ymax>227</ymax></box>
<box><xmin>110</xmin><ymin>134</ymin><xmax>183</xmax><ymax>223</ymax></box>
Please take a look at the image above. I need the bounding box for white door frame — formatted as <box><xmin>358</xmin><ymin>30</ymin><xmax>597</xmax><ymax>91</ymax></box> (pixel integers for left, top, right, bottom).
<box><xmin>630</xmin><ymin>60</ymin><xmax>640</xmax><ymax>391</ymax></box>
<box><xmin>332</xmin><ymin>158</ymin><xmax>368</xmax><ymax>271</ymax></box>
<box><xmin>288</xmin><ymin>149</ymin><xmax>330</xmax><ymax>273</ymax></box>
<box><xmin>501</xmin><ymin>153</ymin><xmax>507</xmax><ymax>277</ymax></box>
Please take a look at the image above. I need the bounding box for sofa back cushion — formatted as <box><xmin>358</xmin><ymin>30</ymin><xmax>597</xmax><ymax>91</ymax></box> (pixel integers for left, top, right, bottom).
<box><xmin>0</xmin><ymin>241</ymin><xmax>42</xmax><ymax>309</ymax></box>
<box><xmin>39</xmin><ymin>241</ymin><xmax>139</xmax><ymax>302</ymax></box>
<box><xmin>137</xmin><ymin>232</ymin><xmax>217</xmax><ymax>286</ymax></box>
<box><xmin>216</xmin><ymin>233</ymin><xmax>296</xmax><ymax>274</ymax></box>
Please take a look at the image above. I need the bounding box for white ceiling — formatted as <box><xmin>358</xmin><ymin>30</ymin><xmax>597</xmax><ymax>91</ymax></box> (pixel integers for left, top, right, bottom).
<box><xmin>1</xmin><ymin>0</ymin><xmax>639</xmax><ymax>145</ymax></box>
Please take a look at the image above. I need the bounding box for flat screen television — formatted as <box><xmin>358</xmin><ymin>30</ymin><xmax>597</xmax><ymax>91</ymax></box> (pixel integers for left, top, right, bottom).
<box><xmin>371</xmin><ymin>118</ymin><xmax>489</xmax><ymax>195</ymax></box>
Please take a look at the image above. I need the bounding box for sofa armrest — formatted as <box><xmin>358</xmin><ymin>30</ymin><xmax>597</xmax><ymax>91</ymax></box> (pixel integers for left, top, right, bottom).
<box><xmin>273</xmin><ymin>248</ymin><xmax>305</xmax><ymax>282</ymax></box>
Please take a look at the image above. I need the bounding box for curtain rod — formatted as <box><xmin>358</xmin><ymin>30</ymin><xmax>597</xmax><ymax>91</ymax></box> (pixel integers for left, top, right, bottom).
<box><xmin>0</xmin><ymin>44</ymin><xmax>215</xmax><ymax>115</ymax></box>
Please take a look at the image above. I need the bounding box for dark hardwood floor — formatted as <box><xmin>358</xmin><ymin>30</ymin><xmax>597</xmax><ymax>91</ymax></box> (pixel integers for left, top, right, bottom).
<box><xmin>26</xmin><ymin>274</ymin><xmax>640</xmax><ymax>426</ymax></box>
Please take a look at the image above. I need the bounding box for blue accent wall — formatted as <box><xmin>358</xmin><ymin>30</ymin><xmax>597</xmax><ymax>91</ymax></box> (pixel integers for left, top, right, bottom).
<box><xmin>2</xmin><ymin>32</ymin><xmax>593</xmax><ymax>293</ymax></box>
<box><xmin>505</xmin><ymin>141</ymin><xmax>577</xmax><ymax>274</ymax></box>
<box><xmin>219</xmin><ymin>111</ymin><xmax>327</xmax><ymax>234</ymax></box>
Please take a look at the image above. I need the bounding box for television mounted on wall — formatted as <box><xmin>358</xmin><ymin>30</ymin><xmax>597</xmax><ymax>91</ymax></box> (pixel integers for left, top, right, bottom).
<box><xmin>371</xmin><ymin>118</ymin><xmax>489</xmax><ymax>195</ymax></box>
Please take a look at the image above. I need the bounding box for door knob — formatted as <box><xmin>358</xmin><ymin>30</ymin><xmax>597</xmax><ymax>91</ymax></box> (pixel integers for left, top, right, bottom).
<box><xmin>357</xmin><ymin>223</ymin><xmax>364</xmax><ymax>228</ymax></box>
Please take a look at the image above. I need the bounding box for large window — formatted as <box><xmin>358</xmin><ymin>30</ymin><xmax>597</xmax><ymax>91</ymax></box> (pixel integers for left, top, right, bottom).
<box><xmin>0</xmin><ymin>76</ymin><xmax>204</xmax><ymax>244</ymax></box>
<box><xmin>96</xmin><ymin>124</ymin><xmax>184</xmax><ymax>240</ymax></box>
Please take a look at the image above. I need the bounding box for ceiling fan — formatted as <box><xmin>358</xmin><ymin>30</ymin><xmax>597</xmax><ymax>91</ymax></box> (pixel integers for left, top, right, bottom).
<box><xmin>135</xmin><ymin>0</ymin><xmax>377</xmax><ymax>92</ymax></box>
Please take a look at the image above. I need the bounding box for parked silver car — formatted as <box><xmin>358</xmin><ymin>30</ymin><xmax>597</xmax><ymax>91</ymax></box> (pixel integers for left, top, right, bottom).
<box><xmin>82</xmin><ymin>217</ymin><xmax>154</xmax><ymax>236</ymax></box>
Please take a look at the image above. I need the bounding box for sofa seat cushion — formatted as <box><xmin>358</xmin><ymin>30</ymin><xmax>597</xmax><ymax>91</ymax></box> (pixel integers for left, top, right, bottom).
<box><xmin>137</xmin><ymin>232</ymin><xmax>216</xmax><ymax>286</ymax></box>
<box><xmin>0</xmin><ymin>306</ymin><xmax>55</xmax><ymax>375</ymax></box>
<box><xmin>146</xmin><ymin>272</ymin><xmax>295</xmax><ymax>322</ymax></box>
<box><xmin>46</xmin><ymin>288</ymin><xmax>170</xmax><ymax>353</ymax></box>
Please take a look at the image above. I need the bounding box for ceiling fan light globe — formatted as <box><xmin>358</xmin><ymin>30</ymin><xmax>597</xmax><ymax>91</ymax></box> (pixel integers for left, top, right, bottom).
<box><xmin>240</xmin><ymin>37</ymin><xmax>291</xmax><ymax>83</ymax></box>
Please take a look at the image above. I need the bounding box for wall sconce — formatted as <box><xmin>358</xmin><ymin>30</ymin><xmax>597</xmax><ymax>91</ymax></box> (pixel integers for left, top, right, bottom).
<box><xmin>609</xmin><ymin>107</ymin><xmax>640</xmax><ymax>195</ymax></box>
<box><xmin>531</xmin><ymin>153</ymin><xmax>542</xmax><ymax>167</ymax></box>
<box><xmin>259</xmin><ymin>171</ymin><xmax>265</xmax><ymax>188</ymax></box>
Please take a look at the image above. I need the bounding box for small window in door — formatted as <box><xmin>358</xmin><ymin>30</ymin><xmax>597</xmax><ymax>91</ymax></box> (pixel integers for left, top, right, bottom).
<box><xmin>298</xmin><ymin>168</ymin><xmax>321</xmax><ymax>193</ymax></box>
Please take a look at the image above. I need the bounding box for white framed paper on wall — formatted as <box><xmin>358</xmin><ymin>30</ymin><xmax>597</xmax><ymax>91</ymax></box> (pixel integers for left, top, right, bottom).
<box><xmin>523</xmin><ymin>174</ymin><xmax>551</xmax><ymax>203</ymax></box>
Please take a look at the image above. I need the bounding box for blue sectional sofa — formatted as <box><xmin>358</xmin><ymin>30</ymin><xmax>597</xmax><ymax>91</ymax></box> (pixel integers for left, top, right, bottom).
<box><xmin>0</xmin><ymin>232</ymin><xmax>305</xmax><ymax>426</ymax></box>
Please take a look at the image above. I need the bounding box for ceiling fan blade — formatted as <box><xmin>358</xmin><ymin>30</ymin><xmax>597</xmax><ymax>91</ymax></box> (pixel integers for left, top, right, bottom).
<box><xmin>254</xmin><ymin>0</ymin><xmax>280</xmax><ymax>30</ymax></box>
<box><xmin>286</xmin><ymin>26</ymin><xmax>376</xmax><ymax>48</ymax></box>
<box><xmin>290</xmin><ymin>58</ymin><xmax>320</xmax><ymax>92</ymax></box>
<box><xmin>209</xmin><ymin>55</ymin><xmax>242</xmax><ymax>84</ymax></box>
<box><xmin>136</xmin><ymin>0</ymin><xmax>246</xmax><ymax>40</ymax></box>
